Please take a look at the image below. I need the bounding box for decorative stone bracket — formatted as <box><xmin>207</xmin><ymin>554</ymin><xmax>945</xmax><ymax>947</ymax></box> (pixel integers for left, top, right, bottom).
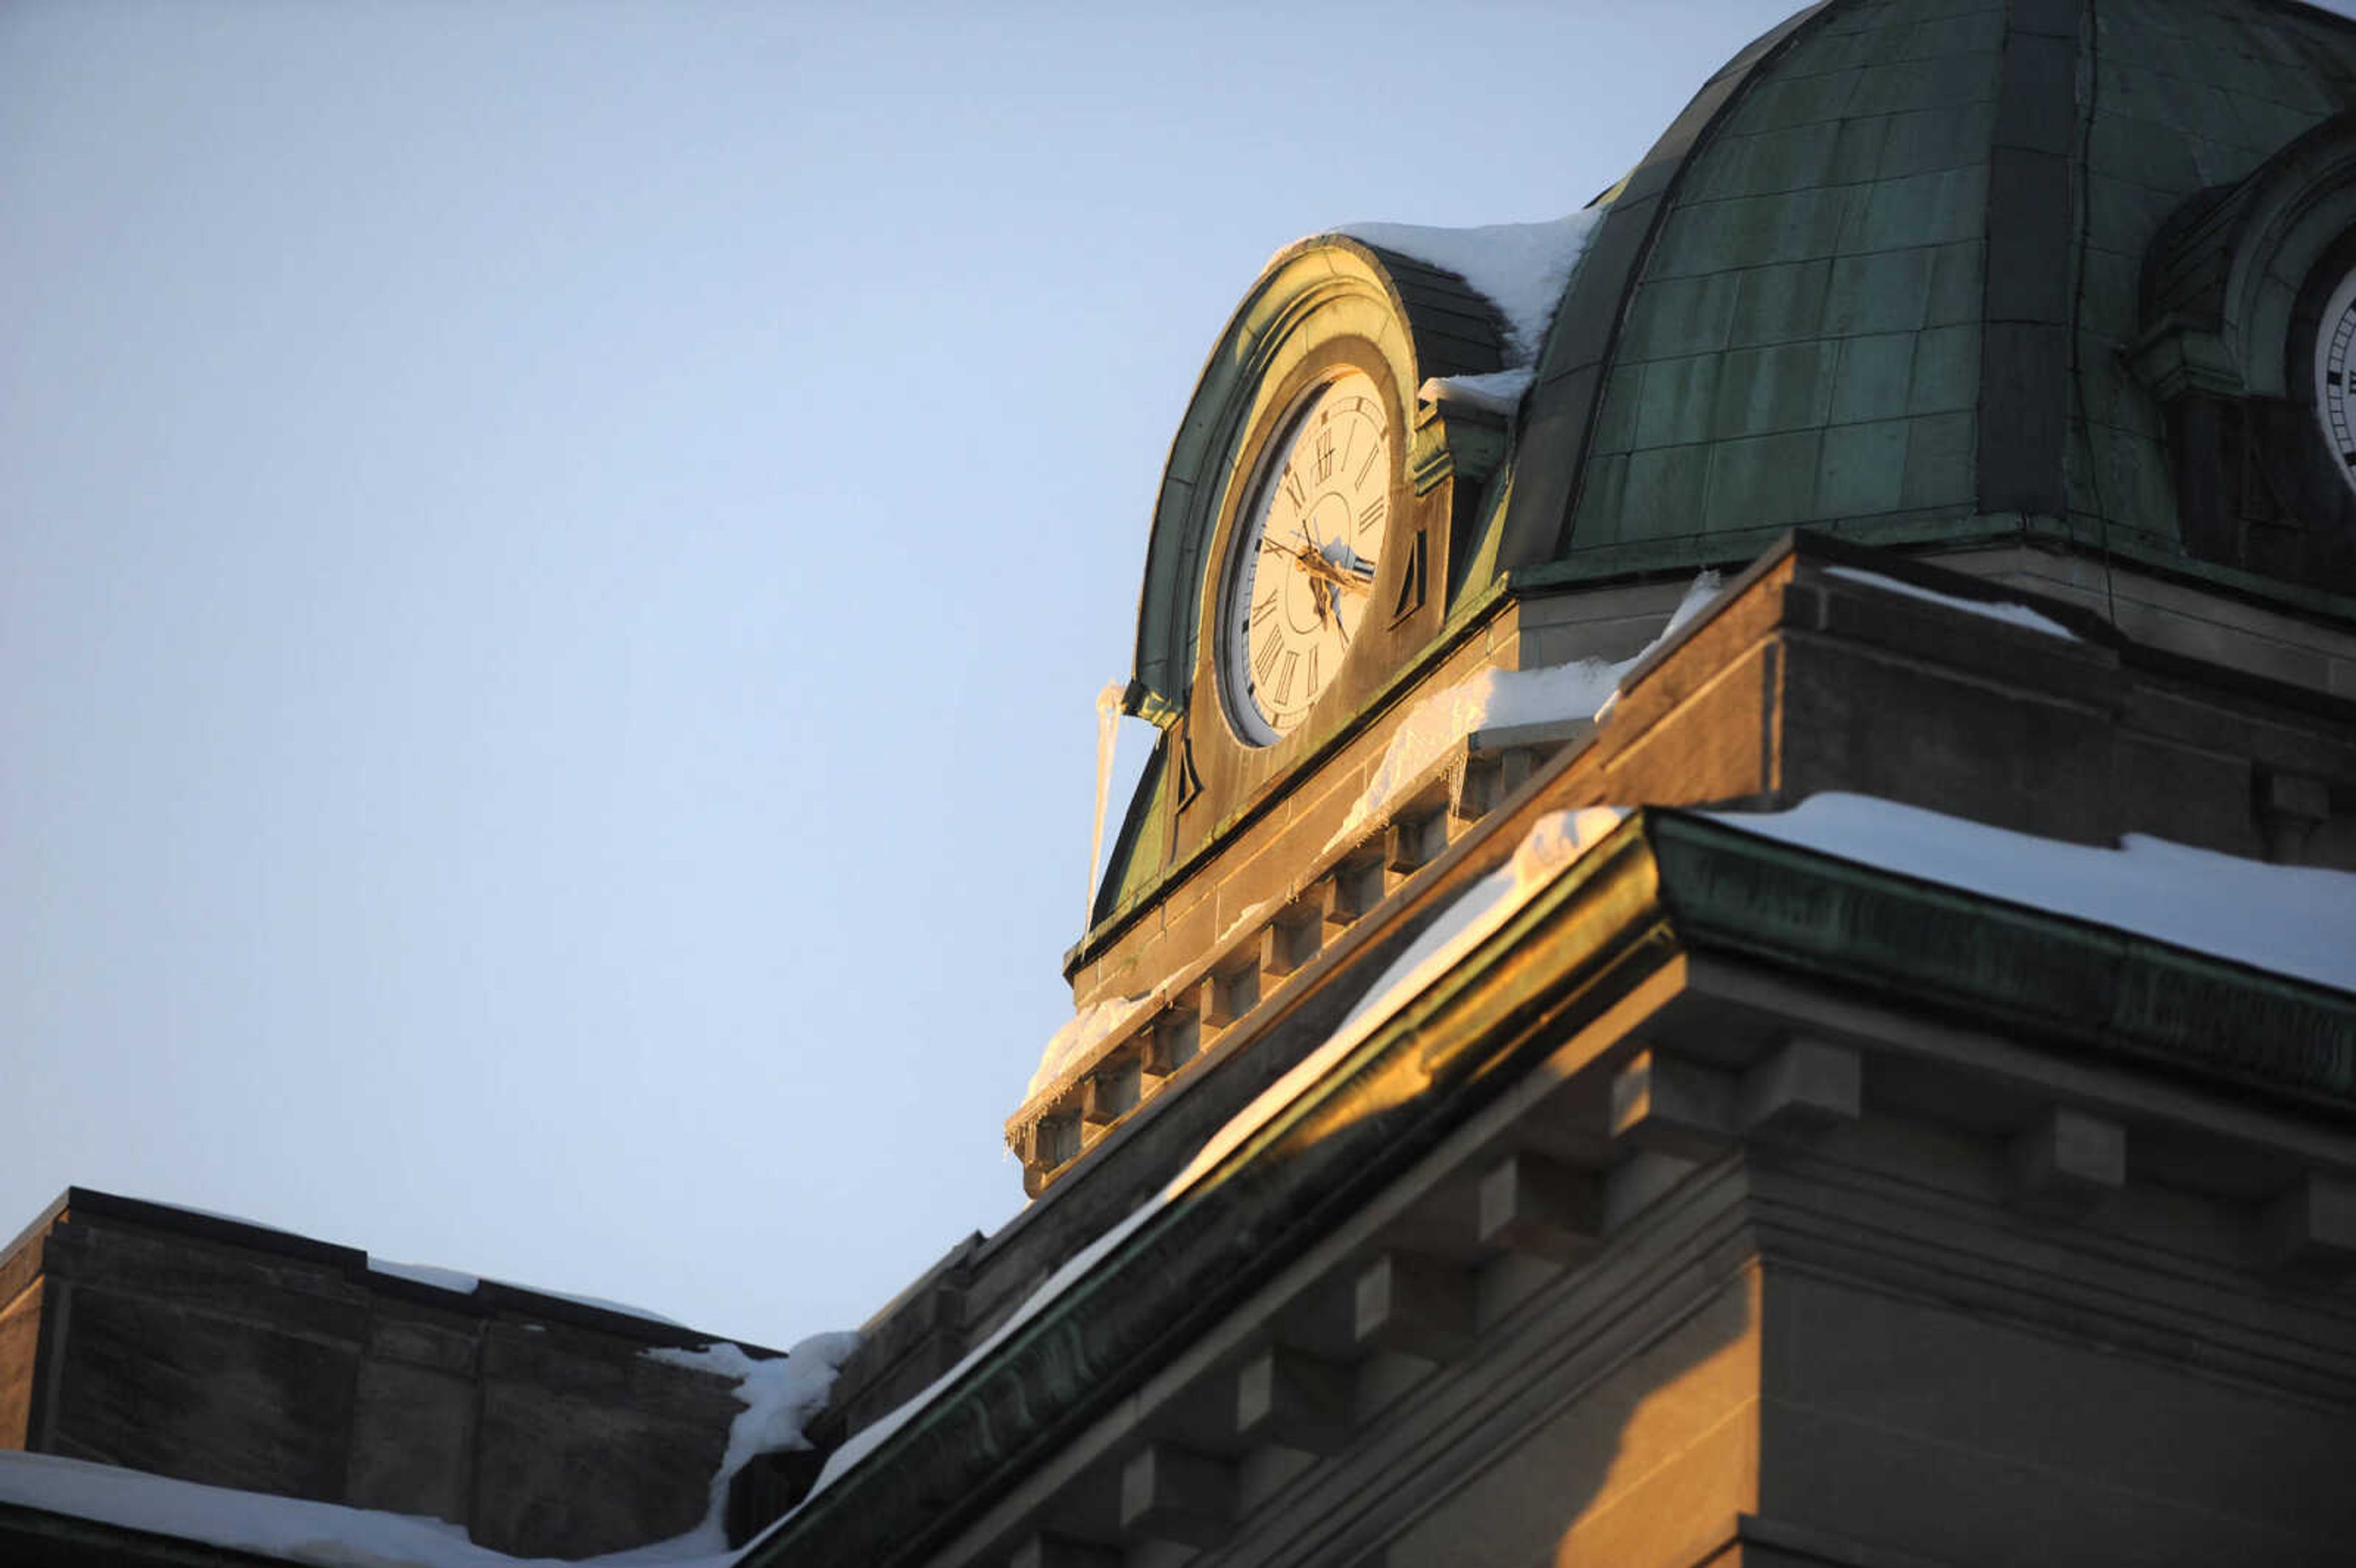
<box><xmin>1007</xmin><ymin>716</ymin><xmax>1592</xmax><ymax>1194</ymax></box>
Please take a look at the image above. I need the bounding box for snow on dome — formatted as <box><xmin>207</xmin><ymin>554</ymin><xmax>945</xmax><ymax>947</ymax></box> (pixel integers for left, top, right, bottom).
<box><xmin>1328</xmin><ymin>209</ymin><xmax>1606</xmax><ymax>366</ymax></box>
<box><xmin>1416</xmin><ymin>366</ymin><xmax>1533</xmax><ymax>415</ymax></box>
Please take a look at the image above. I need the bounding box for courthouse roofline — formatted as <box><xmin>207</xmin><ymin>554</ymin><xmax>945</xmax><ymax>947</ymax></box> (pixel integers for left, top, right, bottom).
<box><xmin>750</xmin><ymin>805</ymin><xmax>2356</xmax><ymax>1568</ymax></box>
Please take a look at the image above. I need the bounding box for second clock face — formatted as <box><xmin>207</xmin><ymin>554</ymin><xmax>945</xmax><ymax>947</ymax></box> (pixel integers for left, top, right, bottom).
<box><xmin>1220</xmin><ymin>371</ymin><xmax>1394</xmax><ymax>744</ymax></box>
<box><xmin>2316</xmin><ymin>266</ymin><xmax>2356</xmax><ymax>495</ymax></box>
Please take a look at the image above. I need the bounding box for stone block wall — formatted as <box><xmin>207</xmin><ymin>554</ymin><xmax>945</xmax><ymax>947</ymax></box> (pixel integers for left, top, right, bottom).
<box><xmin>0</xmin><ymin>1189</ymin><xmax>771</xmax><ymax>1559</ymax></box>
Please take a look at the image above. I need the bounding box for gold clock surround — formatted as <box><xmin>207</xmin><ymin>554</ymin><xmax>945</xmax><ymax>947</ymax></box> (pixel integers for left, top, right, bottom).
<box><xmin>1093</xmin><ymin>233</ymin><xmax>1514</xmax><ymax>948</ymax></box>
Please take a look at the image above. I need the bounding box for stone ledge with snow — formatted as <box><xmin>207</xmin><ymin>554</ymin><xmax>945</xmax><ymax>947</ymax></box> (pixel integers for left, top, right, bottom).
<box><xmin>745</xmin><ymin>793</ymin><xmax>2356</xmax><ymax>1568</ymax></box>
<box><xmin>0</xmin><ymin>1189</ymin><xmax>849</xmax><ymax>1561</ymax></box>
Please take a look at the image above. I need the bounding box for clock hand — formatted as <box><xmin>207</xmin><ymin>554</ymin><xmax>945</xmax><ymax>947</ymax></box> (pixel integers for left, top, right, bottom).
<box><xmin>1304</xmin><ymin>528</ymin><xmax>1378</xmax><ymax>590</ymax></box>
<box><xmin>1256</xmin><ymin>534</ymin><xmax>1337</xmax><ymax>628</ymax></box>
<box><xmin>1269</xmin><ymin>534</ymin><xmax>1371</xmax><ymax>589</ymax></box>
<box><xmin>1309</xmin><ymin>548</ymin><xmax>1373</xmax><ymax>594</ymax></box>
<box><xmin>1263</xmin><ymin>534</ymin><xmax>1341</xmax><ymax>578</ymax></box>
<box><xmin>1261</xmin><ymin>531</ymin><xmax>1376</xmax><ymax>601</ymax></box>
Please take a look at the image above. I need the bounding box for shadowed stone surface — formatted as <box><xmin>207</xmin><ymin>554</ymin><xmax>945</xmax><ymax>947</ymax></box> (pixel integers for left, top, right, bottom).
<box><xmin>0</xmin><ymin>1191</ymin><xmax>776</xmax><ymax>1560</ymax></box>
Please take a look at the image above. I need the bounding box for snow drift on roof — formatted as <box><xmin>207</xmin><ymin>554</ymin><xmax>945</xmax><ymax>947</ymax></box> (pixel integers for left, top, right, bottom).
<box><xmin>1823</xmin><ymin>566</ymin><xmax>2079</xmax><ymax>640</ymax></box>
<box><xmin>117</xmin><ymin>1196</ymin><xmax>688</xmax><ymax>1329</ymax></box>
<box><xmin>1706</xmin><ymin>793</ymin><xmax>2356</xmax><ymax>993</ymax></box>
<box><xmin>1331</xmin><ymin>569</ymin><xmax>1723</xmax><ymax>848</ymax></box>
<box><xmin>644</xmin><ymin>1333</ymin><xmax>861</xmax><ymax>1556</ymax></box>
<box><xmin>1417</xmin><ymin>366</ymin><xmax>1533</xmax><ymax>415</ymax></box>
<box><xmin>0</xmin><ymin>1332</ymin><xmax>861</xmax><ymax>1567</ymax></box>
<box><xmin>1025</xmin><ymin>991</ymin><xmax>1154</xmax><ymax>1102</ymax></box>
<box><xmin>366</xmin><ymin>1257</ymin><xmax>482</xmax><ymax>1294</ymax></box>
<box><xmin>363</xmin><ymin>1256</ymin><xmax>682</xmax><ymax>1326</ymax></box>
<box><xmin>774</xmin><ymin>792</ymin><xmax>2356</xmax><ymax>1549</ymax></box>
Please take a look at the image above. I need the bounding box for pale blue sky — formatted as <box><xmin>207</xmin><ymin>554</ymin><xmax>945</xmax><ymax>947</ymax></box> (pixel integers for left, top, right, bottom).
<box><xmin>4</xmin><ymin>1</ymin><xmax>1955</xmax><ymax>1343</ymax></box>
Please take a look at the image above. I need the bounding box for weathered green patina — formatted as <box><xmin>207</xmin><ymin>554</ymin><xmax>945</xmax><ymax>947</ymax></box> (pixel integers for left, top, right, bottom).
<box><xmin>1484</xmin><ymin>0</ymin><xmax>2356</xmax><ymax>595</ymax></box>
<box><xmin>1653</xmin><ymin>820</ymin><xmax>2356</xmax><ymax>1102</ymax></box>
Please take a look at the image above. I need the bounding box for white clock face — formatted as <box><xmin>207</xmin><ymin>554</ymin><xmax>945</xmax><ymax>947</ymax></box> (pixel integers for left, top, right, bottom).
<box><xmin>1218</xmin><ymin>371</ymin><xmax>1393</xmax><ymax>744</ymax></box>
<box><xmin>2315</xmin><ymin>266</ymin><xmax>2356</xmax><ymax>493</ymax></box>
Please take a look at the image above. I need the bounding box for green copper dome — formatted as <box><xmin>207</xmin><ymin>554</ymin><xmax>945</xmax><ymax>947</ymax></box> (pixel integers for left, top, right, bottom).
<box><xmin>1466</xmin><ymin>0</ymin><xmax>2356</xmax><ymax>613</ymax></box>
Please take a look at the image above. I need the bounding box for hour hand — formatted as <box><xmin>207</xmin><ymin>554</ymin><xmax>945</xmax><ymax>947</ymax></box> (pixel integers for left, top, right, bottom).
<box><xmin>1303</xmin><ymin>540</ymin><xmax>1375</xmax><ymax>594</ymax></box>
<box><xmin>1261</xmin><ymin>535</ymin><xmax>1331</xmax><ymax>575</ymax></box>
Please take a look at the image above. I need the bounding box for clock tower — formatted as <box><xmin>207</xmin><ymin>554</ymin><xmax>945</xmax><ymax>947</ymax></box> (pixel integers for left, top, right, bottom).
<box><xmin>9</xmin><ymin>6</ymin><xmax>2356</xmax><ymax>1568</ymax></box>
<box><xmin>1012</xmin><ymin>223</ymin><xmax>1629</xmax><ymax>1188</ymax></box>
<box><xmin>782</xmin><ymin>5</ymin><xmax>2356</xmax><ymax>1568</ymax></box>
<box><xmin>1012</xmin><ymin>9</ymin><xmax>2356</xmax><ymax>1199</ymax></box>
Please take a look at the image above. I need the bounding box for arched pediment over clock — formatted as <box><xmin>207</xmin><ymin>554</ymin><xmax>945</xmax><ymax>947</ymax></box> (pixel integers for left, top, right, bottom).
<box><xmin>2134</xmin><ymin>109</ymin><xmax>2356</xmax><ymax>591</ymax></box>
<box><xmin>1126</xmin><ymin>236</ymin><xmax>1512</xmax><ymax>724</ymax></box>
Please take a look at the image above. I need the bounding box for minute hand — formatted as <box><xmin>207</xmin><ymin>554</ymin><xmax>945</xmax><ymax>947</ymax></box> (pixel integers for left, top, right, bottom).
<box><xmin>1265</xmin><ymin>538</ymin><xmax>1373</xmax><ymax>592</ymax></box>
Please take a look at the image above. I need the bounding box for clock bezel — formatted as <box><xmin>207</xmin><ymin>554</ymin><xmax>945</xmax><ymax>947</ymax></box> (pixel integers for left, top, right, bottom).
<box><xmin>2271</xmin><ymin>228</ymin><xmax>2356</xmax><ymax>566</ymax></box>
<box><xmin>1214</xmin><ymin>369</ymin><xmax>1395</xmax><ymax>746</ymax></box>
<box><xmin>2312</xmin><ymin>263</ymin><xmax>2356</xmax><ymax>496</ymax></box>
<box><xmin>1204</xmin><ymin>345</ymin><xmax>1407</xmax><ymax>752</ymax></box>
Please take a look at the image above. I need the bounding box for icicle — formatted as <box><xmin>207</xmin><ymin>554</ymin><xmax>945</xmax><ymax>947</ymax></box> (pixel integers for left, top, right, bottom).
<box><xmin>1087</xmin><ymin>681</ymin><xmax>1125</xmax><ymax>929</ymax></box>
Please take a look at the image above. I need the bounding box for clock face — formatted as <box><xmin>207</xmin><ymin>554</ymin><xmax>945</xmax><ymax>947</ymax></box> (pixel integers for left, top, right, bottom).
<box><xmin>1218</xmin><ymin>371</ymin><xmax>1393</xmax><ymax>744</ymax></box>
<box><xmin>2314</xmin><ymin>266</ymin><xmax>2356</xmax><ymax>493</ymax></box>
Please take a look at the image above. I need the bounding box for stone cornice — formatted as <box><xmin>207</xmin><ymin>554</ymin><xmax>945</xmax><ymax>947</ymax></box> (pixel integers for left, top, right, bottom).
<box><xmin>750</xmin><ymin>809</ymin><xmax>2356</xmax><ymax>1568</ymax></box>
<box><xmin>1660</xmin><ymin>816</ymin><xmax>2356</xmax><ymax>1105</ymax></box>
